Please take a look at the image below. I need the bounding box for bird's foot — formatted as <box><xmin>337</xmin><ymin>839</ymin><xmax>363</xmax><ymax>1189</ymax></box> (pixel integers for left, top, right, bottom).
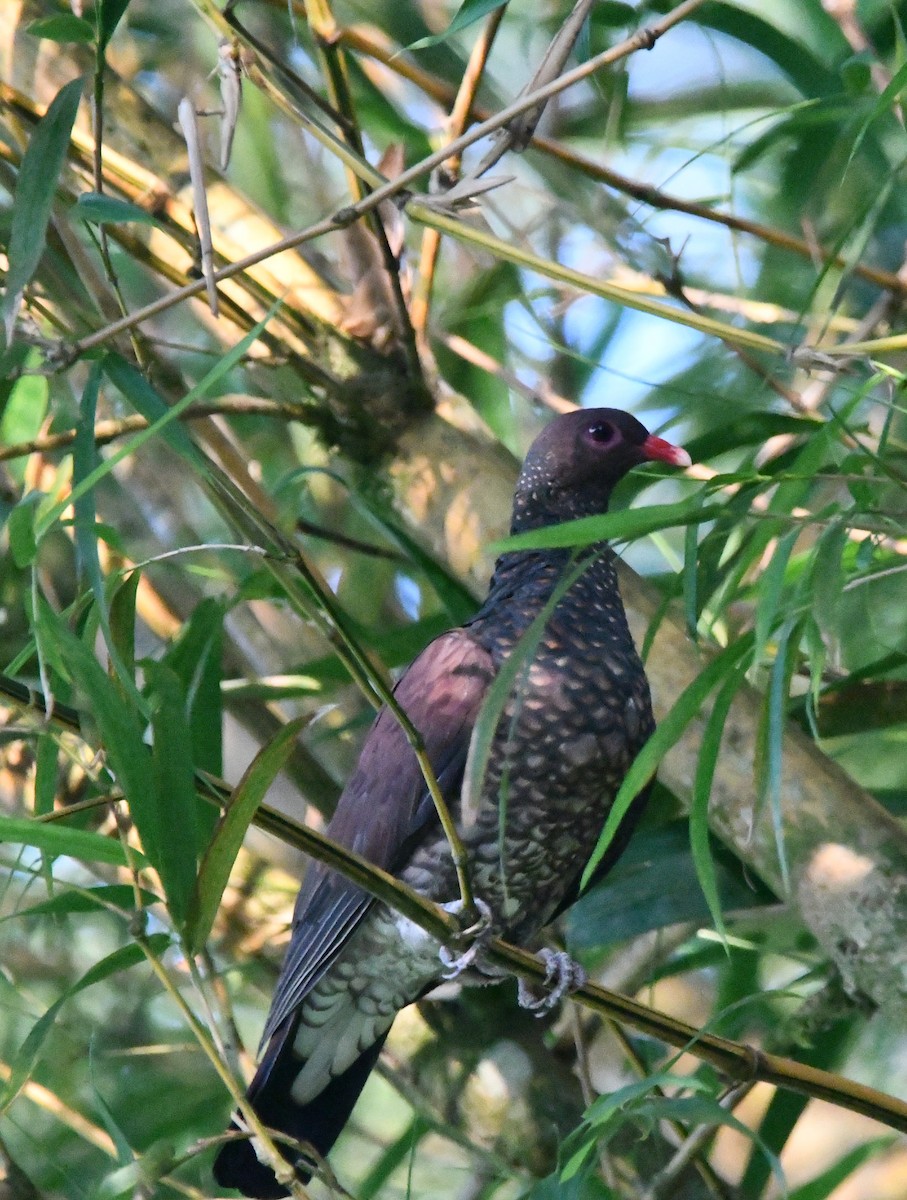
<box><xmin>517</xmin><ymin>948</ymin><xmax>587</xmax><ymax>1015</ymax></box>
<box><xmin>438</xmin><ymin>897</ymin><xmax>494</xmax><ymax>979</ymax></box>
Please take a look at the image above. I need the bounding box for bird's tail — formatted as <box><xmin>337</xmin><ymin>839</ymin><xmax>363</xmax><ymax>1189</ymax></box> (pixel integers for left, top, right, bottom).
<box><xmin>212</xmin><ymin>1019</ymin><xmax>389</xmax><ymax>1198</ymax></box>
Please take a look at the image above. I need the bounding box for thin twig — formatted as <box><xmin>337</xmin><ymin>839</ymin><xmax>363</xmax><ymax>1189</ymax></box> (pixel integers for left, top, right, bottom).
<box><xmin>0</xmin><ymin>398</ymin><xmax>315</xmax><ymax>462</ymax></box>
<box><xmin>473</xmin><ymin>0</ymin><xmax>599</xmax><ymax>172</ymax></box>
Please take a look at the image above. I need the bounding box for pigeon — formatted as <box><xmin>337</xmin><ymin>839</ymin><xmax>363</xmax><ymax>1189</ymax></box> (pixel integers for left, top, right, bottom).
<box><xmin>213</xmin><ymin>407</ymin><xmax>691</xmax><ymax>1196</ymax></box>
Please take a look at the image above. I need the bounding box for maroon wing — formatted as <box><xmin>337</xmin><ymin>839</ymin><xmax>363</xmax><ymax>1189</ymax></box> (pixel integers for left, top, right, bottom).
<box><xmin>260</xmin><ymin>629</ymin><xmax>494</xmax><ymax>1042</ymax></box>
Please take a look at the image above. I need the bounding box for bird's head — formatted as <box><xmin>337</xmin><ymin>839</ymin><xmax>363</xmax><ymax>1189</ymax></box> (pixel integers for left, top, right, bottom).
<box><xmin>511</xmin><ymin>407</ymin><xmax>691</xmax><ymax>532</ymax></box>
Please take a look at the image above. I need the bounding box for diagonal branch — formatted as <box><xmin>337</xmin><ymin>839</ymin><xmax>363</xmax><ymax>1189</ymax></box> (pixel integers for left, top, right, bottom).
<box><xmin>5</xmin><ymin>676</ymin><xmax>907</xmax><ymax>1133</ymax></box>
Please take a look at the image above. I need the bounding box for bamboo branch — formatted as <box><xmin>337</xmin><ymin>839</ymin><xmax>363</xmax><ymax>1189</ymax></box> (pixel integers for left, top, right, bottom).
<box><xmin>4</xmin><ymin>675</ymin><xmax>907</xmax><ymax>1133</ymax></box>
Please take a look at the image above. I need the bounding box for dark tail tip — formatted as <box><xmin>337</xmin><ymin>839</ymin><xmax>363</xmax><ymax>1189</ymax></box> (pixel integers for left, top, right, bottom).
<box><xmin>212</xmin><ymin>1032</ymin><xmax>389</xmax><ymax>1197</ymax></box>
<box><xmin>213</xmin><ymin>1131</ymin><xmax>302</xmax><ymax>1199</ymax></box>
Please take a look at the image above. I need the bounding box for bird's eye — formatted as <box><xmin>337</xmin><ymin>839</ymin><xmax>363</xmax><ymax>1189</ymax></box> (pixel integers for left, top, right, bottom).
<box><xmin>586</xmin><ymin>422</ymin><xmax>616</xmax><ymax>445</ymax></box>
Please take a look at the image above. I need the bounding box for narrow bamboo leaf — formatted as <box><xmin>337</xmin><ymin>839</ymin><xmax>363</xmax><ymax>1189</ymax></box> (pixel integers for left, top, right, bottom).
<box><xmin>35</xmin><ymin>598</ymin><xmax>161</xmax><ymax>869</ymax></box>
<box><xmin>162</xmin><ymin>598</ymin><xmax>224</xmax><ymax>777</ymax></box>
<box><xmin>584</xmin><ymin>1073</ymin><xmax>710</xmax><ymax>1126</ymax></box>
<box><xmin>74</xmin><ymin>192</ymin><xmax>159</xmax><ymax>226</ymax></box>
<box><xmin>33</xmin><ymin>734</ymin><xmax>58</xmax><ymax>817</ymax></box>
<box><xmin>89</xmin><ymin>1044</ymin><xmax>135</xmax><ymax>1166</ymax></box>
<box><xmin>26</xmin><ymin>14</ymin><xmax>96</xmax><ymax>42</ymax></box>
<box><xmin>789</xmin><ymin>1138</ymin><xmax>894</xmax><ymax>1200</ymax></box>
<box><xmin>144</xmin><ymin>663</ymin><xmax>199</xmax><ymax>930</ymax></box>
<box><xmin>492</xmin><ymin>499</ymin><xmax>723</xmax><ymax>555</ymax></box>
<box><xmin>633</xmin><ymin>1095</ymin><xmax>784</xmax><ymax>1187</ymax></box>
<box><xmin>97</xmin><ymin>0</ymin><xmax>132</xmax><ymax>50</ymax></box>
<box><xmin>4</xmin><ymin>76</ymin><xmax>84</xmax><ymax>341</ymax></box>
<box><xmin>7</xmin><ymin>496</ymin><xmax>40</xmax><ymax>567</ymax></box>
<box><xmin>409</xmin><ymin>1</ymin><xmax>508</xmax><ymax>52</ymax></box>
<box><xmin>846</xmin><ymin>56</ymin><xmax>907</xmax><ymax>167</ymax></box>
<box><xmin>753</xmin><ymin>525</ymin><xmax>799</xmax><ymax>665</ymax></box>
<box><xmin>762</xmin><ymin>619</ymin><xmax>799</xmax><ymax>894</ymax></box>
<box><xmin>0</xmin><ymin>815</ymin><xmax>142</xmax><ymax>867</ymax></box>
<box><xmin>558</xmin><ymin>1142</ymin><xmax>597</xmax><ymax>1184</ymax></box>
<box><xmin>0</xmin><ymin>934</ymin><xmax>169</xmax><ymax>1113</ymax></box>
<box><xmin>109</xmin><ymin>570</ymin><xmax>141</xmax><ymax>683</ymax></box>
<box><xmin>581</xmin><ymin>637</ymin><xmax>752</xmax><ymax>891</ymax></box>
<box><xmin>683</xmin><ymin>516</ymin><xmax>700</xmax><ymax>638</ymax></box>
<box><xmin>184</xmin><ymin>714</ymin><xmax>310</xmax><ymax>955</ymax></box>
<box><xmin>358</xmin><ymin>1116</ymin><xmax>429</xmax><ymax>1200</ymax></box>
<box><xmin>101</xmin><ymin>353</ymin><xmax>200</xmax><ymax>462</ymax></box>
<box><xmin>690</xmin><ymin>661</ymin><xmax>749</xmax><ymax>943</ymax></box>
<box><xmin>0</xmin><ymin>372</ymin><xmax>49</xmax><ymax>449</ymax></box>
<box><xmin>811</xmin><ymin>520</ymin><xmax>848</xmax><ymax>634</ymax></box>
<box><xmin>1</xmin><ymin>885</ymin><xmax>158</xmax><ymax>921</ymax></box>
<box><xmin>73</xmin><ymin>361</ymin><xmax>135</xmax><ymax>693</ymax></box>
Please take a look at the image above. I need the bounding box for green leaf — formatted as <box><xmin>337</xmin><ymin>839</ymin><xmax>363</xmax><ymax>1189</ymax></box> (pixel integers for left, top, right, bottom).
<box><xmin>163</xmin><ymin>598</ymin><xmax>224</xmax><ymax>778</ymax></box>
<box><xmin>0</xmin><ymin>815</ymin><xmax>142</xmax><ymax>868</ymax></box>
<box><xmin>1</xmin><ymin>885</ymin><xmax>159</xmax><ymax>922</ymax></box>
<box><xmin>33</xmin><ymin>734</ymin><xmax>58</xmax><ymax>817</ymax></box>
<box><xmin>584</xmin><ymin>1073</ymin><xmax>711</xmax><ymax>1127</ymax></box>
<box><xmin>492</xmin><ymin>499</ymin><xmax>723</xmax><ymax>555</ymax></box>
<box><xmin>4</xmin><ymin>76</ymin><xmax>84</xmax><ymax>341</ymax></box>
<box><xmin>581</xmin><ymin>637</ymin><xmax>752</xmax><ymax>891</ymax></box>
<box><xmin>409</xmin><ymin>1</ymin><xmax>508</xmax><ymax>52</ymax></box>
<box><xmin>566</xmin><ymin>818</ymin><xmax>774</xmax><ymax>951</ymax></box>
<box><xmin>109</xmin><ymin>570</ymin><xmax>141</xmax><ymax>683</ymax></box>
<box><xmin>761</xmin><ymin>619</ymin><xmax>801</xmax><ymax>895</ymax></box>
<box><xmin>0</xmin><ymin>372</ymin><xmax>49</xmax><ymax>485</ymax></box>
<box><xmin>97</xmin><ymin>0</ymin><xmax>132</xmax><ymax>50</ymax></box>
<box><xmin>789</xmin><ymin>1138</ymin><xmax>895</xmax><ymax>1200</ymax></box>
<box><xmin>753</xmin><ymin>525</ymin><xmax>799</xmax><ymax>665</ymax></box>
<box><xmin>74</xmin><ymin>192</ymin><xmax>159</xmax><ymax>226</ymax></box>
<box><xmin>184</xmin><ymin>714</ymin><xmax>310</xmax><ymax>955</ymax></box>
<box><xmin>690</xmin><ymin>662</ymin><xmax>749</xmax><ymax>943</ymax></box>
<box><xmin>73</xmin><ymin>360</ymin><xmax>135</xmax><ymax>692</ymax></box>
<box><xmin>811</xmin><ymin>520</ymin><xmax>848</xmax><ymax>635</ymax></box>
<box><xmin>26</xmin><ymin>15</ymin><xmax>95</xmax><ymax>43</ymax></box>
<box><xmin>632</xmin><ymin>1095</ymin><xmax>785</xmax><ymax>1187</ymax></box>
<box><xmin>7</xmin><ymin>495</ymin><xmax>41</xmax><ymax>567</ymax></box>
<box><xmin>846</xmin><ymin>55</ymin><xmax>907</xmax><ymax>167</ymax></box>
<box><xmin>0</xmin><ymin>934</ymin><xmax>169</xmax><ymax>1113</ymax></box>
<box><xmin>144</xmin><ymin>663</ymin><xmax>200</xmax><ymax>929</ymax></box>
<box><xmin>34</xmin><ymin>599</ymin><xmax>161</xmax><ymax>870</ymax></box>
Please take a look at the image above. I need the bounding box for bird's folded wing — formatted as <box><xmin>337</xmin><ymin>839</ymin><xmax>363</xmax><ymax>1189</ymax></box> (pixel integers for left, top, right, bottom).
<box><xmin>260</xmin><ymin>630</ymin><xmax>495</xmax><ymax>1042</ymax></box>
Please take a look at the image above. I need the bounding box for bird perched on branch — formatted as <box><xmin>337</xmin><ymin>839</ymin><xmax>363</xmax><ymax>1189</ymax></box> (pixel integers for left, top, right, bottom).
<box><xmin>214</xmin><ymin>408</ymin><xmax>690</xmax><ymax>1197</ymax></box>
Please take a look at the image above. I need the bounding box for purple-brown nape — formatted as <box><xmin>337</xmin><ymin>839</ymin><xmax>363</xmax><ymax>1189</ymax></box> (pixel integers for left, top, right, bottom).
<box><xmin>641</xmin><ymin>434</ymin><xmax>692</xmax><ymax>468</ymax></box>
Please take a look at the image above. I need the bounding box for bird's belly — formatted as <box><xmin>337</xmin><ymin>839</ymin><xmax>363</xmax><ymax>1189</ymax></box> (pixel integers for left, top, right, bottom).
<box><xmin>404</xmin><ymin>686</ymin><xmax>644</xmax><ymax>938</ymax></box>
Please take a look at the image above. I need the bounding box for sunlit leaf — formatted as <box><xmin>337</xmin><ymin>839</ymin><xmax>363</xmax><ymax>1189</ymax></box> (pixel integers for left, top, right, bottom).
<box><xmin>0</xmin><ymin>816</ymin><xmax>142</xmax><ymax>868</ymax></box>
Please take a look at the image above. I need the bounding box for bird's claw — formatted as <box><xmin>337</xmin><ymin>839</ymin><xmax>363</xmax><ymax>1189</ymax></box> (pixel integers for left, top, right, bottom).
<box><xmin>517</xmin><ymin>948</ymin><xmax>587</xmax><ymax>1016</ymax></box>
<box><xmin>438</xmin><ymin>897</ymin><xmax>494</xmax><ymax>979</ymax></box>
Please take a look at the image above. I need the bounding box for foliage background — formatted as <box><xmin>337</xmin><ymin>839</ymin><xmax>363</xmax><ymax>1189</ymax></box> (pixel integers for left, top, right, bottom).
<box><xmin>0</xmin><ymin>0</ymin><xmax>906</xmax><ymax>1197</ymax></box>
